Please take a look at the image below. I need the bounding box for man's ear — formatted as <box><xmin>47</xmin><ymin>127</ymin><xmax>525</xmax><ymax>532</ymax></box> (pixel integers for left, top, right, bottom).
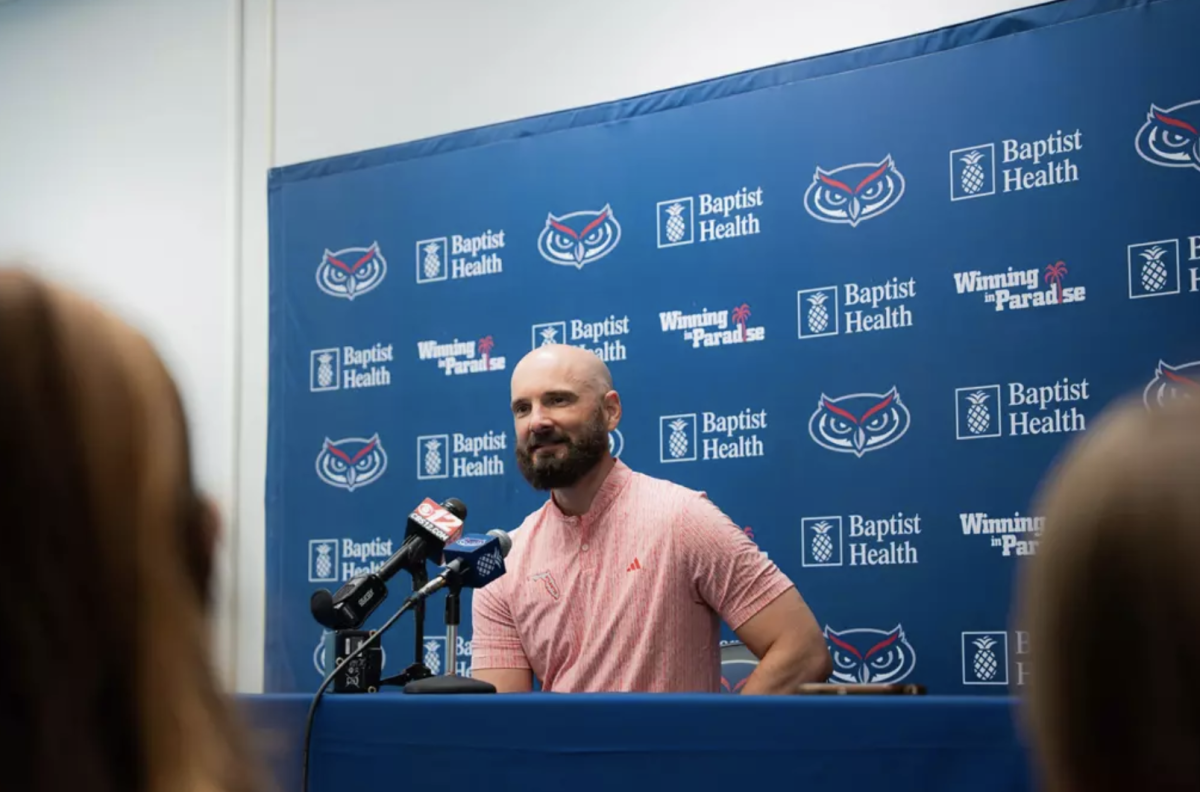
<box><xmin>603</xmin><ymin>390</ymin><xmax>622</xmax><ymax>430</ymax></box>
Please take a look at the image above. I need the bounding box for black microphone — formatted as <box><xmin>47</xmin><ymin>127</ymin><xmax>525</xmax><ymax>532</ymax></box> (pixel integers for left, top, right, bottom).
<box><xmin>310</xmin><ymin>497</ymin><xmax>467</xmax><ymax>630</ymax></box>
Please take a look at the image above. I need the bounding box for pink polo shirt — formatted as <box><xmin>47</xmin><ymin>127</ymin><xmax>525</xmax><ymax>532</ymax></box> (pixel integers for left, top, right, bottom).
<box><xmin>470</xmin><ymin>460</ymin><xmax>795</xmax><ymax>692</ymax></box>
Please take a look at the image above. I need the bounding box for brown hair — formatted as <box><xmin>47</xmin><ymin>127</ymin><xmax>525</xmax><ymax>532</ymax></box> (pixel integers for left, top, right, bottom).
<box><xmin>0</xmin><ymin>268</ymin><xmax>261</xmax><ymax>792</ymax></box>
<box><xmin>1017</xmin><ymin>394</ymin><xmax>1200</xmax><ymax>792</ymax></box>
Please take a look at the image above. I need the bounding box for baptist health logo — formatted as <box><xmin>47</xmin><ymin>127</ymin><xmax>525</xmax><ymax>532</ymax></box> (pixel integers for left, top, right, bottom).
<box><xmin>531</xmin><ymin>315</ymin><xmax>630</xmax><ymax>363</ymax></box>
<box><xmin>537</xmin><ymin>204</ymin><xmax>621</xmax><ymax>269</ymax></box>
<box><xmin>417</xmin><ymin>431</ymin><xmax>507</xmax><ymax>479</ymax></box>
<box><xmin>656</xmin><ymin>186</ymin><xmax>763</xmax><ymax>248</ymax></box>
<box><xmin>950</xmin><ymin>128</ymin><xmax>1081</xmax><ymax>200</ymax></box>
<box><xmin>955</xmin><ymin>377</ymin><xmax>1090</xmax><ymax>440</ymax></box>
<box><xmin>314</xmin><ymin>435</ymin><xmax>388</xmax><ymax>491</ymax></box>
<box><xmin>962</xmin><ymin>630</ymin><xmax>1029</xmax><ymax>686</ymax></box>
<box><xmin>801</xmin><ymin>512</ymin><xmax>921</xmax><ymax>569</ymax></box>
<box><xmin>804</xmin><ymin>155</ymin><xmax>904</xmax><ymax>227</ymax></box>
<box><xmin>310</xmin><ymin>343</ymin><xmax>393</xmax><ymax>392</ymax></box>
<box><xmin>658</xmin><ymin>303</ymin><xmax>764</xmax><ymax>349</ymax></box>
<box><xmin>659</xmin><ymin>408</ymin><xmax>767</xmax><ymax>463</ymax></box>
<box><xmin>416</xmin><ymin>336</ymin><xmax>505</xmax><ymax>376</ymax></box>
<box><xmin>797</xmin><ymin>277</ymin><xmax>916</xmax><ymax>340</ymax></box>
<box><xmin>308</xmin><ymin>536</ymin><xmax>395</xmax><ymax>583</ymax></box>
<box><xmin>414</xmin><ymin>229</ymin><xmax>505</xmax><ymax>284</ymax></box>
<box><xmin>952</xmin><ymin>260</ymin><xmax>1085</xmax><ymax>311</ymax></box>
<box><xmin>316</xmin><ymin>242</ymin><xmax>387</xmax><ymax>300</ymax></box>
<box><xmin>1128</xmin><ymin>234</ymin><xmax>1200</xmax><ymax>299</ymax></box>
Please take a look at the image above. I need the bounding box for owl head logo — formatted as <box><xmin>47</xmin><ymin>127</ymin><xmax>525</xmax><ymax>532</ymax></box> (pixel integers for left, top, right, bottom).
<box><xmin>316</xmin><ymin>242</ymin><xmax>387</xmax><ymax>300</ymax></box>
<box><xmin>1135</xmin><ymin>99</ymin><xmax>1200</xmax><ymax>172</ymax></box>
<box><xmin>804</xmin><ymin>155</ymin><xmax>905</xmax><ymax>227</ymax></box>
<box><xmin>1143</xmin><ymin>359</ymin><xmax>1200</xmax><ymax>410</ymax></box>
<box><xmin>537</xmin><ymin>204</ymin><xmax>622</xmax><ymax>268</ymax></box>
<box><xmin>824</xmin><ymin>625</ymin><xmax>917</xmax><ymax>685</ymax></box>
<box><xmin>315</xmin><ymin>434</ymin><xmax>388</xmax><ymax>491</ymax></box>
<box><xmin>809</xmin><ymin>386</ymin><xmax>910</xmax><ymax>457</ymax></box>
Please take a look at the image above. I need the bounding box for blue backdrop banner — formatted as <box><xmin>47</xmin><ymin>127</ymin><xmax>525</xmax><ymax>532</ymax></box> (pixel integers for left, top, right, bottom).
<box><xmin>265</xmin><ymin>0</ymin><xmax>1200</xmax><ymax>694</ymax></box>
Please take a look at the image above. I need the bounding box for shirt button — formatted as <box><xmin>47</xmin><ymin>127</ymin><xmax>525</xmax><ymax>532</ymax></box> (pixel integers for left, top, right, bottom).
<box><xmin>581</xmin><ymin>543</ymin><xmax>590</xmax><ymax>552</ymax></box>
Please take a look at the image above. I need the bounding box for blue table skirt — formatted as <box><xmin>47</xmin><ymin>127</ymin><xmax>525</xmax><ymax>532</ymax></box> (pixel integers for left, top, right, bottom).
<box><xmin>239</xmin><ymin>693</ymin><xmax>1036</xmax><ymax>792</ymax></box>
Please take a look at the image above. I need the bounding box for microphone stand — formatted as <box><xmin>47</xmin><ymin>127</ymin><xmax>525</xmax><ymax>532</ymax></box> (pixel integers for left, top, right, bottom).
<box><xmin>404</xmin><ymin>567</ymin><xmax>496</xmax><ymax>694</ymax></box>
<box><xmin>377</xmin><ymin>564</ymin><xmax>434</xmax><ymax>689</ymax></box>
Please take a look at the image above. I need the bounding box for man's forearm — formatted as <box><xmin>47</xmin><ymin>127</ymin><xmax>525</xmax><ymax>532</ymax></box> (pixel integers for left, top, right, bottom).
<box><xmin>738</xmin><ymin>638</ymin><xmax>832</xmax><ymax>695</ymax></box>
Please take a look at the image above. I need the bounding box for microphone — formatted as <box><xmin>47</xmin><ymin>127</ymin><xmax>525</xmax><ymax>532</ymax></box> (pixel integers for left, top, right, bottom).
<box><xmin>406</xmin><ymin>529</ymin><xmax>513</xmax><ymax>605</ymax></box>
<box><xmin>310</xmin><ymin>497</ymin><xmax>467</xmax><ymax>630</ymax></box>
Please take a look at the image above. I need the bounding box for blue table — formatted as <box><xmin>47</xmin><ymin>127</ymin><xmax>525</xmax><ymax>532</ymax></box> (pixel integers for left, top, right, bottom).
<box><xmin>240</xmin><ymin>693</ymin><xmax>1035</xmax><ymax>792</ymax></box>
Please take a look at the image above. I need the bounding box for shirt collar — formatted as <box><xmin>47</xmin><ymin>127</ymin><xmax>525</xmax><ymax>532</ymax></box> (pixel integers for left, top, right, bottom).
<box><xmin>549</xmin><ymin>459</ymin><xmax>632</xmax><ymax>527</ymax></box>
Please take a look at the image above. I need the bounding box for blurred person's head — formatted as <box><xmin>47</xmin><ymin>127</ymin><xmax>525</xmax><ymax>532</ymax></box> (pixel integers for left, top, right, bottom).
<box><xmin>1017</xmin><ymin>393</ymin><xmax>1200</xmax><ymax>792</ymax></box>
<box><xmin>0</xmin><ymin>268</ymin><xmax>259</xmax><ymax>792</ymax></box>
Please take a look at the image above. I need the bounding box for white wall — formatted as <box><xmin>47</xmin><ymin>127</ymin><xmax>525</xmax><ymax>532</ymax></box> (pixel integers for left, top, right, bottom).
<box><xmin>0</xmin><ymin>0</ymin><xmax>1045</xmax><ymax>692</ymax></box>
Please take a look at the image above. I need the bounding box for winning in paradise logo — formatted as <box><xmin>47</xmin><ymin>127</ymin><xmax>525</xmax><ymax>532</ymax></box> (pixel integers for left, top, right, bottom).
<box><xmin>808</xmin><ymin>387</ymin><xmax>911</xmax><ymax>457</ymax></box>
<box><xmin>952</xmin><ymin>260</ymin><xmax>1085</xmax><ymax>311</ymax></box>
<box><xmin>316</xmin><ymin>242</ymin><xmax>387</xmax><ymax>301</ymax></box>
<box><xmin>658</xmin><ymin>302</ymin><xmax>764</xmax><ymax>349</ymax></box>
<box><xmin>959</xmin><ymin>510</ymin><xmax>1043</xmax><ymax>558</ymax></box>
<box><xmin>416</xmin><ymin>335</ymin><xmax>505</xmax><ymax>376</ymax></box>
<box><xmin>536</xmin><ymin>205</ymin><xmax>621</xmax><ymax>269</ymax></box>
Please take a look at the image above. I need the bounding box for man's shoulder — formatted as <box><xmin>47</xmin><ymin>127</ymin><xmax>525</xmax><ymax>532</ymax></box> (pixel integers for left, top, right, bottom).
<box><xmin>621</xmin><ymin>465</ymin><xmax>720</xmax><ymax>520</ymax></box>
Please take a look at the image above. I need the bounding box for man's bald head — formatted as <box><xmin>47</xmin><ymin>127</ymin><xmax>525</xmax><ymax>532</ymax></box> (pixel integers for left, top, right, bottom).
<box><xmin>511</xmin><ymin>344</ymin><xmax>613</xmax><ymax>401</ymax></box>
<box><xmin>509</xmin><ymin>344</ymin><xmax>621</xmax><ymax>491</ymax></box>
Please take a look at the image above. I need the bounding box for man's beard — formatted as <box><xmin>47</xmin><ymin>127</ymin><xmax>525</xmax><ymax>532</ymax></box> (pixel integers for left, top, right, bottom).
<box><xmin>516</xmin><ymin>409</ymin><xmax>609</xmax><ymax>490</ymax></box>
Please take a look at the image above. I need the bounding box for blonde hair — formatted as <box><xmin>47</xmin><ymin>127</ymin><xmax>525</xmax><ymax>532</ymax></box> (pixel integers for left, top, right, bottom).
<box><xmin>0</xmin><ymin>268</ymin><xmax>261</xmax><ymax>792</ymax></box>
<box><xmin>1017</xmin><ymin>394</ymin><xmax>1200</xmax><ymax>792</ymax></box>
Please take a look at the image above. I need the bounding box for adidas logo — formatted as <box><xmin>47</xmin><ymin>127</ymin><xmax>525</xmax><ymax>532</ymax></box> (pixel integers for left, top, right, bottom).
<box><xmin>626</xmin><ymin>557</ymin><xmax>642</xmax><ymax>572</ymax></box>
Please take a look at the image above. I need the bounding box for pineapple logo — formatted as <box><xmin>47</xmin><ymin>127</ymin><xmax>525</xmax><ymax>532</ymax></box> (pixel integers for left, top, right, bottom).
<box><xmin>810</xmin><ymin>523</ymin><xmax>834</xmax><ymax>563</ymax></box>
<box><xmin>656</xmin><ymin>196</ymin><xmax>694</xmax><ymax>248</ymax></box>
<box><xmin>308</xmin><ymin>538</ymin><xmax>339</xmax><ymax>583</ymax></box>
<box><xmin>530</xmin><ymin>321</ymin><xmax>567</xmax><ymax>351</ymax></box>
<box><xmin>416</xmin><ymin>435</ymin><xmax>450</xmax><ymax>480</ymax></box>
<box><xmin>309</xmin><ymin>348</ymin><xmax>341</xmax><ymax>392</ymax></box>
<box><xmin>801</xmin><ymin>516</ymin><xmax>843</xmax><ymax>567</ymax></box>
<box><xmin>964</xmin><ymin>391</ymin><xmax>991</xmax><ymax>435</ymax></box>
<box><xmin>956</xmin><ymin>385</ymin><xmax>1002</xmax><ymax>440</ymax></box>
<box><xmin>959</xmin><ymin>150</ymin><xmax>987</xmax><ymax>194</ymax></box>
<box><xmin>659</xmin><ymin>414</ymin><xmax>697</xmax><ymax>463</ymax></box>
<box><xmin>414</xmin><ymin>237</ymin><xmax>449</xmax><ymax>284</ymax></box>
<box><xmin>423</xmin><ymin>639</ymin><xmax>444</xmax><ymax>675</ymax></box>
<box><xmin>949</xmin><ymin>143</ymin><xmax>995</xmax><ymax>201</ymax></box>
<box><xmin>797</xmin><ymin>287</ymin><xmax>839</xmax><ymax>339</ymax></box>
<box><xmin>665</xmin><ymin>203</ymin><xmax>687</xmax><ymax>243</ymax></box>
<box><xmin>962</xmin><ymin>632</ymin><xmax>1008</xmax><ymax>685</ymax></box>
<box><xmin>1140</xmin><ymin>246</ymin><xmax>1170</xmax><ymax>292</ymax></box>
<box><xmin>1128</xmin><ymin>239</ymin><xmax>1180</xmax><ymax>299</ymax></box>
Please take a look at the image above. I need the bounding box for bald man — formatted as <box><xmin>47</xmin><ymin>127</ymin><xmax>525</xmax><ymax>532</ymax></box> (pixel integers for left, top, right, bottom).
<box><xmin>469</xmin><ymin>344</ymin><xmax>832</xmax><ymax>694</ymax></box>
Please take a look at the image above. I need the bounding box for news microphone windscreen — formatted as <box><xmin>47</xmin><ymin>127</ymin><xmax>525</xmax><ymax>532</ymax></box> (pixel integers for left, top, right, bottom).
<box><xmin>409</xmin><ymin>498</ymin><xmax>466</xmax><ymax>544</ymax></box>
<box><xmin>441</xmin><ymin>530</ymin><xmax>510</xmax><ymax>589</ymax></box>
